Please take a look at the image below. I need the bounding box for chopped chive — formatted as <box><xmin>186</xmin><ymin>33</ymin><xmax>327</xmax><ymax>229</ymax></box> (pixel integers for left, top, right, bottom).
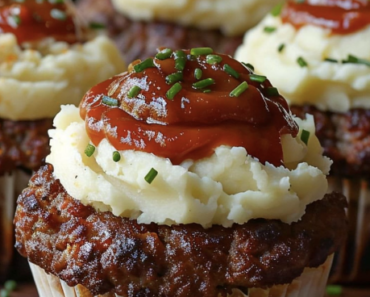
<box><xmin>192</xmin><ymin>78</ymin><xmax>215</xmax><ymax>89</ymax></box>
<box><xmin>242</xmin><ymin>62</ymin><xmax>254</xmax><ymax>71</ymax></box>
<box><xmin>278</xmin><ymin>43</ymin><xmax>285</xmax><ymax>52</ymax></box>
<box><xmin>194</xmin><ymin>68</ymin><xmax>203</xmax><ymax>80</ymax></box>
<box><xmin>265</xmin><ymin>87</ymin><xmax>279</xmax><ymax>96</ymax></box>
<box><xmin>50</xmin><ymin>8</ymin><xmax>67</xmax><ymax>20</ymax></box>
<box><xmin>134</xmin><ymin>58</ymin><xmax>155</xmax><ymax>73</ymax></box>
<box><xmin>187</xmin><ymin>54</ymin><xmax>197</xmax><ymax>61</ymax></box>
<box><xmin>203</xmin><ymin>89</ymin><xmax>211</xmax><ymax>93</ymax></box>
<box><xmin>344</xmin><ymin>54</ymin><xmax>370</xmax><ymax>67</ymax></box>
<box><xmin>174</xmin><ymin>50</ymin><xmax>186</xmax><ymax>71</ymax></box>
<box><xmin>8</xmin><ymin>15</ymin><xmax>21</xmax><ymax>27</ymax></box>
<box><xmin>4</xmin><ymin>280</ymin><xmax>17</xmax><ymax>292</ymax></box>
<box><xmin>271</xmin><ymin>3</ymin><xmax>283</xmax><ymax>16</ymax></box>
<box><xmin>326</xmin><ymin>285</ymin><xmax>342</xmax><ymax>296</ymax></box>
<box><xmin>112</xmin><ymin>151</ymin><xmax>121</xmax><ymax>162</ymax></box>
<box><xmin>297</xmin><ymin>56</ymin><xmax>308</xmax><ymax>67</ymax></box>
<box><xmin>206</xmin><ymin>54</ymin><xmax>223</xmax><ymax>64</ymax></box>
<box><xmin>85</xmin><ymin>144</ymin><xmax>95</xmax><ymax>157</ymax></box>
<box><xmin>324</xmin><ymin>58</ymin><xmax>338</xmax><ymax>63</ymax></box>
<box><xmin>249</xmin><ymin>74</ymin><xmax>267</xmax><ymax>83</ymax></box>
<box><xmin>166</xmin><ymin>82</ymin><xmax>182</xmax><ymax>100</ymax></box>
<box><xmin>230</xmin><ymin>81</ymin><xmax>249</xmax><ymax>97</ymax></box>
<box><xmin>300</xmin><ymin>129</ymin><xmax>310</xmax><ymax>145</ymax></box>
<box><xmin>264</xmin><ymin>26</ymin><xmax>276</xmax><ymax>33</ymax></box>
<box><xmin>166</xmin><ymin>72</ymin><xmax>183</xmax><ymax>84</ymax></box>
<box><xmin>145</xmin><ymin>168</ymin><xmax>158</xmax><ymax>184</ymax></box>
<box><xmin>155</xmin><ymin>48</ymin><xmax>173</xmax><ymax>60</ymax></box>
<box><xmin>102</xmin><ymin>95</ymin><xmax>119</xmax><ymax>106</ymax></box>
<box><xmin>190</xmin><ymin>47</ymin><xmax>213</xmax><ymax>56</ymax></box>
<box><xmin>89</xmin><ymin>22</ymin><xmax>105</xmax><ymax>29</ymax></box>
<box><xmin>127</xmin><ymin>86</ymin><xmax>141</xmax><ymax>98</ymax></box>
<box><xmin>223</xmin><ymin>64</ymin><xmax>240</xmax><ymax>79</ymax></box>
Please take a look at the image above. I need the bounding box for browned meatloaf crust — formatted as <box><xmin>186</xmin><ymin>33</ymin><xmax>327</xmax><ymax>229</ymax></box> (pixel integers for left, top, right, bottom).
<box><xmin>291</xmin><ymin>105</ymin><xmax>370</xmax><ymax>177</ymax></box>
<box><xmin>76</xmin><ymin>0</ymin><xmax>242</xmax><ymax>63</ymax></box>
<box><xmin>0</xmin><ymin>118</ymin><xmax>53</xmax><ymax>175</ymax></box>
<box><xmin>15</xmin><ymin>164</ymin><xmax>347</xmax><ymax>297</ymax></box>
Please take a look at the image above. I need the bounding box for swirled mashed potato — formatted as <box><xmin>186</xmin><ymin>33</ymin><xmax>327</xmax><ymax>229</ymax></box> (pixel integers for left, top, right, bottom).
<box><xmin>0</xmin><ymin>34</ymin><xmax>125</xmax><ymax>120</ymax></box>
<box><xmin>235</xmin><ymin>15</ymin><xmax>370</xmax><ymax>112</ymax></box>
<box><xmin>47</xmin><ymin>105</ymin><xmax>331</xmax><ymax>228</ymax></box>
<box><xmin>111</xmin><ymin>0</ymin><xmax>282</xmax><ymax>36</ymax></box>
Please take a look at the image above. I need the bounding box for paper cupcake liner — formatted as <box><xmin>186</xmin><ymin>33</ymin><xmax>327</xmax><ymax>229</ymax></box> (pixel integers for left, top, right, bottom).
<box><xmin>30</xmin><ymin>254</ymin><xmax>333</xmax><ymax>297</ymax></box>
<box><xmin>327</xmin><ymin>177</ymin><xmax>370</xmax><ymax>284</ymax></box>
<box><xmin>0</xmin><ymin>170</ymin><xmax>30</xmax><ymax>281</ymax></box>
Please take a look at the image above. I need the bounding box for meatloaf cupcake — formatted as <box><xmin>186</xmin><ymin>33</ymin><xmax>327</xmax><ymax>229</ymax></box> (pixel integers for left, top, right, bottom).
<box><xmin>235</xmin><ymin>0</ymin><xmax>370</xmax><ymax>284</ymax></box>
<box><xmin>15</xmin><ymin>48</ymin><xmax>347</xmax><ymax>297</ymax></box>
<box><xmin>0</xmin><ymin>0</ymin><xmax>124</xmax><ymax>281</ymax></box>
<box><xmin>75</xmin><ymin>0</ymin><xmax>282</xmax><ymax>62</ymax></box>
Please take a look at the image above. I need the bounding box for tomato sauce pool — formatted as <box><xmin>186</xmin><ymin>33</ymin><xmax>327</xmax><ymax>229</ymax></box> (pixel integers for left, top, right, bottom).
<box><xmin>282</xmin><ymin>0</ymin><xmax>370</xmax><ymax>35</ymax></box>
<box><xmin>80</xmin><ymin>49</ymin><xmax>298</xmax><ymax>166</ymax></box>
<box><xmin>0</xmin><ymin>0</ymin><xmax>78</xmax><ymax>44</ymax></box>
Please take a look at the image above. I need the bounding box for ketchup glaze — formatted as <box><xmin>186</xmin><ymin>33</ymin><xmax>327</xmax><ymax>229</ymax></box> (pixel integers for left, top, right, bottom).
<box><xmin>282</xmin><ymin>0</ymin><xmax>370</xmax><ymax>35</ymax></box>
<box><xmin>80</xmin><ymin>49</ymin><xmax>298</xmax><ymax>166</ymax></box>
<box><xmin>0</xmin><ymin>0</ymin><xmax>78</xmax><ymax>44</ymax></box>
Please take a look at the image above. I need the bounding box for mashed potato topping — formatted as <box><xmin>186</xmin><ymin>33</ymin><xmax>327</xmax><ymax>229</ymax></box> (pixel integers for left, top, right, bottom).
<box><xmin>47</xmin><ymin>105</ymin><xmax>331</xmax><ymax>228</ymax></box>
<box><xmin>111</xmin><ymin>0</ymin><xmax>282</xmax><ymax>36</ymax></box>
<box><xmin>235</xmin><ymin>15</ymin><xmax>370</xmax><ymax>112</ymax></box>
<box><xmin>0</xmin><ymin>34</ymin><xmax>125</xmax><ymax>120</ymax></box>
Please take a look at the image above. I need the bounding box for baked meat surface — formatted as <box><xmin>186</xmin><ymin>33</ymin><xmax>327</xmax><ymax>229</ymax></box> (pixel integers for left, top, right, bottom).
<box><xmin>291</xmin><ymin>105</ymin><xmax>370</xmax><ymax>177</ymax></box>
<box><xmin>0</xmin><ymin>118</ymin><xmax>53</xmax><ymax>174</ymax></box>
<box><xmin>15</xmin><ymin>164</ymin><xmax>347</xmax><ymax>297</ymax></box>
<box><xmin>76</xmin><ymin>0</ymin><xmax>242</xmax><ymax>62</ymax></box>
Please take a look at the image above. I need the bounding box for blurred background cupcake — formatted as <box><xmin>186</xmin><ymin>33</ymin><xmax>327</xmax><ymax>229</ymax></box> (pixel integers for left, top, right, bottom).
<box><xmin>0</xmin><ymin>0</ymin><xmax>124</xmax><ymax>282</ymax></box>
<box><xmin>15</xmin><ymin>49</ymin><xmax>347</xmax><ymax>297</ymax></box>
<box><xmin>75</xmin><ymin>0</ymin><xmax>284</xmax><ymax>62</ymax></box>
<box><xmin>235</xmin><ymin>0</ymin><xmax>370</xmax><ymax>284</ymax></box>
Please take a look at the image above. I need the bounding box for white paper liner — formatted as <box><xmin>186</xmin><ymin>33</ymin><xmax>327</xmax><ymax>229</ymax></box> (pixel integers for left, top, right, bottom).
<box><xmin>30</xmin><ymin>254</ymin><xmax>334</xmax><ymax>297</ymax></box>
<box><xmin>328</xmin><ymin>177</ymin><xmax>370</xmax><ymax>284</ymax></box>
<box><xmin>0</xmin><ymin>170</ymin><xmax>30</xmax><ymax>279</ymax></box>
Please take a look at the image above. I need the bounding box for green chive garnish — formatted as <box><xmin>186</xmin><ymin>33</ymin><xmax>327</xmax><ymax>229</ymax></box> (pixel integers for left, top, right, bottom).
<box><xmin>174</xmin><ymin>50</ymin><xmax>186</xmax><ymax>71</ymax></box>
<box><xmin>155</xmin><ymin>48</ymin><xmax>173</xmax><ymax>60</ymax></box>
<box><xmin>134</xmin><ymin>58</ymin><xmax>155</xmax><ymax>73</ymax></box>
<box><xmin>230</xmin><ymin>81</ymin><xmax>249</xmax><ymax>97</ymax></box>
<box><xmin>265</xmin><ymin>87</ymin><xmax>280</xmax><ymax>96</ymax></box>
<box><xmin>85</xmin><ymin>144</ymin><xmax>95</xmax><ymax>157</ymax></box>
<box><xmin>264</xmin><ymin>26</ymin><xmax>276</xmax><ymax>33</ymax></box>
<box><xmin>192</xmin><ymin>78</ymin><xmax>215</xmax><ymax>89</ymax></box>
<box><xmin>4</xmin><ymin>280</ymin><xmax>17</xmax><ymax>292</ymax></box>
<box><xmin>102</xmin><ymin>95</ymin><xmax>119</xmax><ymax>106</ymax></box>
<box><xmin>166</xmin><ymin>82</ymin><xmax>182</xmax><ymax>100</ymax></box>
<box><xmin>203</xmin><ymin>89</ymin><xmax>211</xmax><ymax>93</ymax></box>
<box><xmin>324</xmin><ymin>58</ymin><xmax>338</xmax><ymax>63</ymax></box>
<box><xmin>194</xmin><ymin>68</ymin><xmax>202</xmax><ymax>80</ymax></box>
<box><xmin>223</xmin><ymin>64</ymin><xmax>240</xmax><ymax>79</ymax></box>
<box><xmin>242</xmin><ymin>62</ymin><xmax>254</xmax><ymax>71</ymax></box>
<box><xmin>249</xmin><ymin>74</ymin><xmax>267</xmax><ymax>83</ymax></box>
<box><xmin>166</xmin><ymin>72</ymin><xmax>183</xmax><ymax>84</ymax></box>
<box><xmin>113</xmin><ymin>151</ymin><xmax>121</xmax><ymax>162</ymax></box>
<box><xmin>89</xmin><ymin>22</ymin><xmax>105</xmax><ymax>29</ymax></box>
<box><xmin>297</xmin><ymin>56</ymin><xmax>308</xmax><ymax>67</ymax></box>
<box><xmin>8</xmin><ymin>15</ymin><xmax>21</xmax><ymax>27</ymax></box>
<box><xmin>300</xmin><ymin>129</ymin><xmax>310</xmax><ymax>145</ymax></box>
<box><xmin>271</xmin><ymin>3</ymin><xmax>283</xmax><ymax>16</ymax></box>
<box><xmin>127</xmin><ymin>86</ymin><xmax>141</xmax><ymax>98</ymax></box>
<box><xmin>190</xmin><ymin>47</ymin><xmax>213</xmax><ymax>56</ymax></box>
<box><xmin>344</xmin><ymin>54</ymin><xmax>370</xmax><ymax>67</ymax></box>
<box><xmin>50</xmin><ymin>8</ymin><xmax>67</xmax><ymax>20</ymax></box>
<box><xmin>278</xmin><ymin>43</ymin><xmax>285</xmax><ymax>52</ymax></box>
<box><xmin>145</xmin><ymin>168</ymin><xmax>158</xmax><ymax>184</ymax></box>
<box><xmin>206</xmin><ymin>54</ymin><xmax>222</xmax><ymax>64</ymax></box>
<box><xmin>326</xmin><ymin>285</ymin><xmax>342</xmax><ymax>296</ymax></box>
<box><xmin>187</xmin><ymin>54</ymin><xmax>197</xmax><ymax>61</ymax></box>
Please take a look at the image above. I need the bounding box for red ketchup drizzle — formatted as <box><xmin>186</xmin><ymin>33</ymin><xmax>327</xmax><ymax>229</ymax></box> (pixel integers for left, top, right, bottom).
<box><xmin>80</xmin><ymin>51</ymin><xmax>298</xmax><ymax>166</ymax></box>
<box><xmin>0</xmin><ymin>0</ymin><xmax>78</xmax><ymax>44</ymax></box>
<box><xmin>282</xmin><ymin>0</ymin><xmax>370</xmax><ymax>35</ymax></box>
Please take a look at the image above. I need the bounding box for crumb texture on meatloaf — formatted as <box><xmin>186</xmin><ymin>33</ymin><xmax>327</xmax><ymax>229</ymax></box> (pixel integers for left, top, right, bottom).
<box><xmin>14</xmin><ymin>164</ymin><xmax>347</xmax><ymax>297</ymax></box>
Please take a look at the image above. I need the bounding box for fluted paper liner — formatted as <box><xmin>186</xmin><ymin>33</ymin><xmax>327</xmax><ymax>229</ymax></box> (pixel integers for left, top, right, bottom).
<box><xmin>0</xmin><ymin>170</ymin><xmax>30</xmax><ymax>281</ymax></box>
<box><xmin>328</xmin><ymin>177</ymin><xmax>370</xmax><ymax>284</ymax></box>
<box><xmin>30</xmin><ymin>254</ymin><xmax>333</xmax><ymax>297</ymax></box>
